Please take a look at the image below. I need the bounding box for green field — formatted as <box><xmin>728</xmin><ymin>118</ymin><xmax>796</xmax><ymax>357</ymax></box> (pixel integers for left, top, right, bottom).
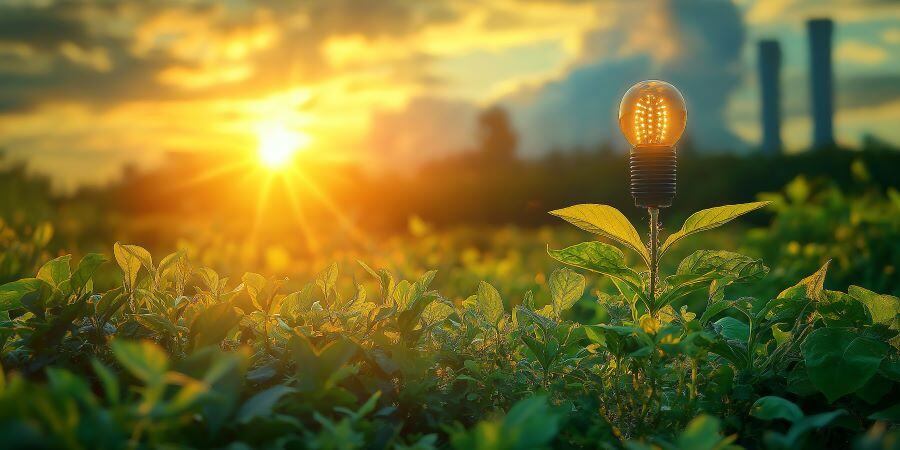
<box><xmin>1</xmin><ymin>156</ymin><xmax>898</xmax><ymax>449</ymax></box>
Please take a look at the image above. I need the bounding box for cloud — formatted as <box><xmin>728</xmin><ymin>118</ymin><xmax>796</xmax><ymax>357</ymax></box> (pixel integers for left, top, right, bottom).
<box><xmin>503</xmin><ymin>0</ymin><xmax>747</xmax><ymax>153</ymax></box>
<box><xmin>366</xmin><ymin>96</ymin><xmax>478</xmax><ymax>169</ymax></box>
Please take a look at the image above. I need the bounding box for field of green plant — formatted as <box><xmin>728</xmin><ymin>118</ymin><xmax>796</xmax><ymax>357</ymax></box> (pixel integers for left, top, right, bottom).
<box><xmin>1</xmin><ymin>167</ymin><xmax>898</xmax><ymax>449</ymax></box>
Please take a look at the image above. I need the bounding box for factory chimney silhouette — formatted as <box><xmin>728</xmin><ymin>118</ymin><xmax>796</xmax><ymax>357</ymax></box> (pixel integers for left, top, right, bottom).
<box><xmin>758</xmin><ymin>40</ymin><xmax>783</xmax><ymax>154</ymax></box>
<box><xmin>808</xmin><ymin>18</ymin><xmax>835</xmax><ymax>148</ymax></box>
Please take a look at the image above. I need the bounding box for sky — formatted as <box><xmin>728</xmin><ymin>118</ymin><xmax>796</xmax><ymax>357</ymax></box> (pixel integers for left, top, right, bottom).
<box><xmin>0</xmin><ymin>0</ymin><xmax>898</xmax><ymax>190</ymax></box>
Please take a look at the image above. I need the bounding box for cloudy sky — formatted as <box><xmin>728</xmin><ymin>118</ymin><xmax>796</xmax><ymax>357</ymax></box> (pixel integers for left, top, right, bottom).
<box><xmin>1</xmin><ymin>0</ymin><xmax>898</xmax><ymax>189</ymax></box>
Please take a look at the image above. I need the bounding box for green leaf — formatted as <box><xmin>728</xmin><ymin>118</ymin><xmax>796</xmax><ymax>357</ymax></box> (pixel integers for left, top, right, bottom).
<box><xmin>422</xmin><ymin>301</ymin><xmax>454</xmax><ymax>325</ymax></box>
<box><xmin>280</xmin><ymin>284</ymin><xmax>316</xmax><ymax>318</ymax></box>
<box><xmin>677</xmin><ymin>250</ymin><xmax>768</xmax><ymax>282</ymax></box>
<box><xmin>802</xmin><ymin>328</ymin><xmax>889</xmax><ymax>402</ymax></box>
<box><xmin>676</xmin><ymin>415</ymin><xmax>735</xmax><ymax>450</ymax></box>
<box><xmin>0</xmin><ymin>278</ymin><xmax>44</xmax><ymax>311</ymax></box>
<box><xmin>849</xmin><ymin>285</ymin><xmax>899</xmax><ymax>327</ymax></box>
<box><xmin>190</xmin><ymin>302</ymin><xmax>241</xmax><ymax>350</ymax></box>
<box><xmin>91</xmin><ymin>359</ymin><xmax>120</xmax><ymax>405</ymax></box>
<box><xmin>547</xmin><ymin>242</ymin><xmax>645</xmax><ymax>303</ymax></box>
<box><xmin>70</xmin><ymin>253</ymin><xmax>108</xmax><ymax>295</ymax></box>
<box><xmin>750</xmin><ymin>396</ymin><xmax>804</xmax><ymax>422</ymax></box>
<box><xmin>714</xmin><ymin>317</ymin><xmax>750</xmax><ymax>342</ymax></box>
<box><xmin>476</xmin><ymin>281</ymin><xmax>503</xmax><ymax>326</ymax></box>
<box><xmin>114</xmin><ymin>243</ymin><xmax>152</xmax><ymax>291</ymax></box>
<box><xmin>764</xmin><ymin>410</ymin><xmax>846</xmax><ymax>449</ymax></box>
<box><xmin>196</xmin><ymin>267</ymin><xmax>220</xmax><ymax>294</ymax></box>
<box><xmin>316</xmin><ymin>262</ymin><xmax>338</xmax><ymax>299</ymax></box>
<box><xmin>778</xmin><ymin>261</ymin><xmax>829</xmax><ymax>301</ymax></box>
<box><xmin>236</xmin><ymin>385</ymin><xmax>296</xmax><ymax>423</ymax></box>
<box><xmin>660</xmin><ymin>201</ymin><xmax>770</xmax><ymax>255</ymax></box>
<box><xmin>699</xmin><ymin>300</ymin><xmax>735</xmax><ymax>325</ymax></box>
<box><xmin>548</xmin><ymin>268</ymin><xmax>585</xmax><ymax>316</ymax></box>
<box><xmin>242</xmin><ymin>272</ymin><xmax>267</xmax><ymax>311</ymax></box>
<box><xmin>550</xmin><ymin>204</ymin><xmax>649</xmax><ymax>265</ymax></box>
<box><xmin>37</xmin><ymin>255</ymin><xmax>71</xmax><ymax>290</ymax></box>
<box><xmin>110</xmin><ymin>339</ymin><xmax>169</xmax><ymax>383</ymax></box>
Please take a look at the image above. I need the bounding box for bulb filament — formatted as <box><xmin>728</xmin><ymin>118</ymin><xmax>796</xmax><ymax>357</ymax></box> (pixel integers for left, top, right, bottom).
<box><xmin>633</xmin><ymin>94</ymin><xmax>669</xmax><ymax>145</ymax></box>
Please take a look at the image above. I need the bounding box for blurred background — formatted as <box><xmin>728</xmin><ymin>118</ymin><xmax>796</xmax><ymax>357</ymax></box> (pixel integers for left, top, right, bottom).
<box><xmin>1</xmin><ymin>0</ymin><xmax>898</xmax><ymax>298</ymax></box>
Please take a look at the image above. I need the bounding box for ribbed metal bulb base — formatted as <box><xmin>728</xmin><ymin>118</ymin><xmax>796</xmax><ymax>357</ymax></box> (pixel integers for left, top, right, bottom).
<box><xmin>630</xmin><ymin>145</ymin><xmax>676</xmax><ymax>208</ymax></box>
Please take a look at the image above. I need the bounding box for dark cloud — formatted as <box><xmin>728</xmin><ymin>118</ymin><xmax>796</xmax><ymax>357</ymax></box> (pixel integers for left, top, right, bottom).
<box><xmin>507</xmin><ymin>0</ymin><xmax>746</xmax><ymax>152</ymax></box>
<box><xmin>371</xmin><ymin>0</ymin><xmax>748</xmax><ymax>157</ymax></box>
<box><xmin>0</xmin><ymin>0</ymin><xmax>453</xmax><ymax>114</ymax></box>
<box><xmin>0</xmin><ymin>4</ymin><xmax>90</xmax><ymax>49</ymax></box>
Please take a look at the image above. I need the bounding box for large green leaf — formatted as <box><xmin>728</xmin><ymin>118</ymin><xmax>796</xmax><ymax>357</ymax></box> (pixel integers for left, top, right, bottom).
<box><xmin>476</xmin><ymin>281</ymin><xmax>504</xmax><ymax>326</ymax></box>
<box><xmin>750</xmin><ymin>396</ymin><xmax>804</xmax><ymax>422</ymax></box>
<box><xmin>110</xmin><ymin>339</ymin><xmax>169</xmax><ymax>383</ymax></box>
<box><xmin>714</xmin><ymin>317</ymin><xmax>749</xmax><ymax>342</ymax></box>
<box><xmin>676</xmin><ymin>415</ymin><xmax>735</xmax><ymax>450</ymax></box>
<box><xmin>236</xmin><ymin>385</ymin><xmax>296</xmax><ymax>423</ymax></box>
<box><xmin>114</xmin><ymin>242</ymin><xmax>153</xmax><ymax>291</ymax></box>
<box><xmin>242</xmin><ymin>272</ymin><xmax>268</xmax><ymax>311</ymax></box>
<box><xmin>676</xmin><ymin>250</ymin><xmax>768</xmax><ymax>282</ymax></box>
<box><xmin>70</xmin><ymin>253</ymin><xmax>108</xmax><ymax>295</ymax></box>
<box><xmin>778</xmin><ymin>261</ymin><xmax>829</xmax><ymax>301</ymax></box>
<box><xmin>548</xmin><ymin>242</ymin><xmax>645</xmax><ymax>302</ymax></box>
<box><xmin>550</xmin><ymin>204</ymin><xmax>649</xmax><ymax>265</ymax></box>
<box><xmin>190</xmin><ymin>302</ymin><xmax>241</xmax><ymax>350</ymax></box>
<box><xmin>849</xmin><ymin>285</ymin><xmax>899</xmax><ymax>327</ymax></box>
<box><xmin>36</xmin><ymin>255</ymin><xmax>71</xmax><ymax>290</ymax></box>
<box><xmin>660</xmin><ymin>201</ymin><xmax>770</xmax><ymax>255</ymax></box>
<box><xmin>802</xmin><ymin>328</ymin><xmax>889</xmax><ymax>402</ymax></box>
<box><xmin>548</xmin><ymin>268</ymin><xmax>585</xmax><ymax>316</ymax></box>
<box><xmin>0</xmin><ymin>278</ymin><xmax>44</xmax><ymax>312</ymax></box>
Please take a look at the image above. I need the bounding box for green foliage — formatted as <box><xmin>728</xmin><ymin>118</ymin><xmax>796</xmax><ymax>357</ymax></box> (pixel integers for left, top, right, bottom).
<box><xmin>0</xmin><ymin>189</ymin><xmax>896</xmax><ymax>449</ymax></box>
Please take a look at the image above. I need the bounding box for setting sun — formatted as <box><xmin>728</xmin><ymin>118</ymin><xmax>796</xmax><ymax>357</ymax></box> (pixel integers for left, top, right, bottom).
<box><xmin>257</xmin><ymin>122</ymin><xmax>310</xmax><ymax>169</ymax></box>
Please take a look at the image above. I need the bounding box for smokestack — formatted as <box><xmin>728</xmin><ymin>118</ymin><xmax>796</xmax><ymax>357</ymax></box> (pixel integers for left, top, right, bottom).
<box><xmin>758</xmin><ymin>40</ymin><xmax>783</xmax><ymax>154</ymax></box>
<box><xmin>807</xmin><ymin>18</ymin><xmax>835</xmax><ymax>149</ymax></box>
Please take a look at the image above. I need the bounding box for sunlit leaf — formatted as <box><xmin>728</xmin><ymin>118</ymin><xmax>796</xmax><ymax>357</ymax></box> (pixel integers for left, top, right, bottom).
<box><xmin>110</xmin><ymin>339</ymin><xmax>169</xmax><ymax>383</ymax></box>
<box><xmin>547</xmin><ymin>242</ymin><xmax>644</xmax><ymax>301</ymax></box>
<box><xmin>550</xmin><ymin>204</ymin><xmax>649</xmax><ymax>265</ymax></box>
<box><xmin>849</xmin><ymin>285</ymin><xmax>899</xmax><ymax>327</ymax></box>
<box><xmin>69</xmin><ymin>253</ymin><xmax>107</xmax><ymax>295</ymax></box>
<box><xmin>660</xmin><ymin>201</ymin><xmax>770</xmax><ymax>255</ymax></box>
<box><xmin>476</xmin><ymin>281</ymin><xmax>503</xmax><ymax>326</ymax></box>
<box><xmin>114</xmin><ymin>242</ymin><xmax>152</xmax><ymax>291</ymax></box>
<box><xmin>0</xmin><ymin>278</ymin><xmax>44</xmax><ymax>312</ymax></box>
<box><xmin>548</xmin><ymin>268</ymin><xmax>585</xmax><ymax>316</ymax></box>
<box><xmin>778</xmin><ymin>261</ymin><xmax>830</xmax><ymax>301</ymax></box>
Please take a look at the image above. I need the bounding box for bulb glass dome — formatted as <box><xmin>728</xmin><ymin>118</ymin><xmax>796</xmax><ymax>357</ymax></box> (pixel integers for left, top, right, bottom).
<box><xmin>618</xmin><ymin>80</ymin><xmax>687</xmax><ymax>147</ymax></box>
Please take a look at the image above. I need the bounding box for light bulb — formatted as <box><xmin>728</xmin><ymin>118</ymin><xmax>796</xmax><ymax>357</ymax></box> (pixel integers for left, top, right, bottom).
<box><xmin>619</xmin><ymin>80</ymin><xmax>686</xmax><ymax>147</ymax></box>
<box><xmin>618</xmin><ymin>80</ymin><xmax>687</xmax><ymax>208</ymax></box>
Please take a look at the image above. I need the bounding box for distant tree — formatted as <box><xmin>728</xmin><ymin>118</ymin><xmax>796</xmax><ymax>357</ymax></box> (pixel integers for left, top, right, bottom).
<box><xmin>476</xmin><ymin>106</ymin><xmax>518</xmax><ymax>163</ymax></box>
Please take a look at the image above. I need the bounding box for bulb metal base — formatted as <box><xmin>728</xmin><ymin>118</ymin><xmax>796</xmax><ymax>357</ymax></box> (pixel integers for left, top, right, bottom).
<box><xmin>630</xmin><ymin>145</ymin><xmax>676</xmax><ymax>208</ymax></box>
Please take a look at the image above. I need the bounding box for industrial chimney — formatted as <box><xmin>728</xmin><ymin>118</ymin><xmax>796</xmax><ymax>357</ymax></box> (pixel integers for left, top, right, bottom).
<box><xmin>758</xmin><ymin>40</ymin><xmax>783</xmax><ymax>154</ymax></box>
<box><xmin>807</xmin><ymin>18</ymin><xmax>835</xmax><ymax>149</ymax></box>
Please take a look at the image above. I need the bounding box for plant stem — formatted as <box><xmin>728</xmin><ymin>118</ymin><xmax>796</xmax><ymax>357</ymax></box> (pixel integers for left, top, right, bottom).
<box><xmin>648</xmin><ymin>207</ymin><xmax>660</xmax><ymax>313</ymax></box>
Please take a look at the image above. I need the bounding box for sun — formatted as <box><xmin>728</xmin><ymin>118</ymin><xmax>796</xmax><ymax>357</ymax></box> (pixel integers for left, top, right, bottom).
<box><xmin>256</xmin><ymin>121</ymin><xmax>310</xmax><ymax>169</ymax></box>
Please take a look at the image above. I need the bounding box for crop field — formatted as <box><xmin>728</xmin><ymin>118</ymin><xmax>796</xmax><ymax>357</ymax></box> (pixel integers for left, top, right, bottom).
<box><xmin>2</xmin><ymin>1</ymin><xmax>899</xmax><ymax>448</ymax></box>
<box><xmin>1</xmin><ymin>163</ymin><xmax>898</xmax><ymax>449</ymax></box>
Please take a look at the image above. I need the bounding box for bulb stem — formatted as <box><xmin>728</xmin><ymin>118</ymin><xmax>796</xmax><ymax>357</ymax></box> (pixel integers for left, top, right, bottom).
<box><xmin>648</xmin><ymin>207</ymin><xmax>660</xmax><ymax>313</ymax></box>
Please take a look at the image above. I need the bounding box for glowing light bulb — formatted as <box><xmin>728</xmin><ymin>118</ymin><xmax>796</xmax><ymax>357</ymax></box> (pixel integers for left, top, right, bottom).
<box><xmin>619</xmin><ymin>80</ymin><xmax>686</xmax><ymax>147</ymax></box>
<box><xmin>619</xmin><ymin>80</ymin><xmax>687</xmax><ymax>208</ymax></box>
